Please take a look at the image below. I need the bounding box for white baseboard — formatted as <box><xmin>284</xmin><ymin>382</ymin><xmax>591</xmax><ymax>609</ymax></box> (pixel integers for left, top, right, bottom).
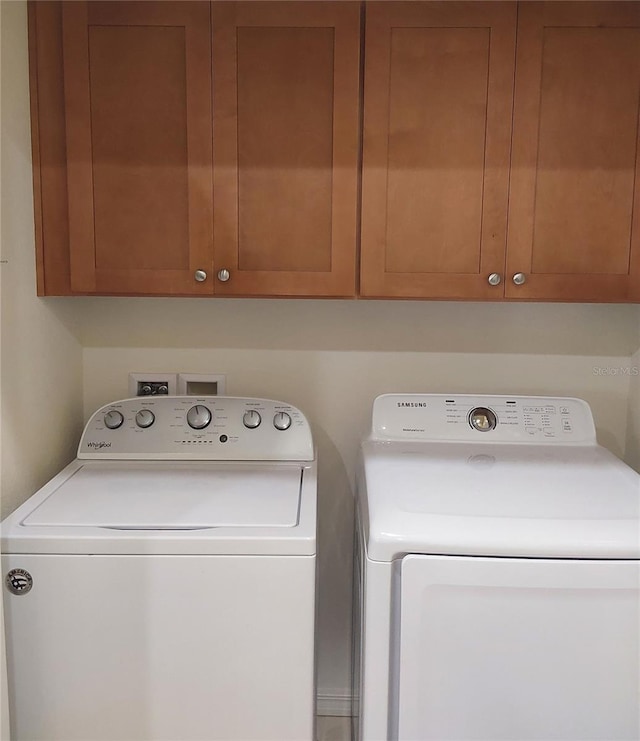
<box><xmin>317</xmin><ymin>689</ymin><xmax>352</xmax><ymax>717</ymax></box>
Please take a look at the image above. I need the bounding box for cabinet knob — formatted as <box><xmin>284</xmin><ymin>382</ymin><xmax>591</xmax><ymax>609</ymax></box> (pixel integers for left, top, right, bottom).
<box><xmin>217</xmin><ymin>269</ymin><xmax>230</xmax><ymax>282</ymax></box>
<box><xmin>487</xmin><ymin>273</ymin><xmax>502</xmax><ymax>286</ymax></box>
<box><xmin>194</xmin><ymin>270</ymin><xmax>207</xmax><ymax>282</ymax></box>
<box><xmin>512</xmin><ymin>272</ymin><xmax>527</xmax><ymax>286</ymax></box>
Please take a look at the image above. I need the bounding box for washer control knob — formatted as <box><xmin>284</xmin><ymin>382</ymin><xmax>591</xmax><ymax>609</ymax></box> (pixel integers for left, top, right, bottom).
<box><xmin>273</xmin><ymin>412</ymin><xmax>292</xmax><ymax>431</ymax></box>
<box><xmin>104</xmin><ymin>410</ymin><xmax>124</xmax><ymax>430</ymax></box>
<box><xmin>469</xmin><ymin>407</ymin><xmax>497</xmax><ymax>432</ymax></box>
<box><xmin>243</xmin><ymin>410</ymin><xmax>262</xmax><ymax>429</ymax></box>
<box><xmin>187</xmin><ymin>405</ymin><xmax>212</xmax><ymax>430</ymax></box>
<box><xmin>135</xmin><ymin>409</ymin><xmax>155</xmax><ymax>429</ymax></box>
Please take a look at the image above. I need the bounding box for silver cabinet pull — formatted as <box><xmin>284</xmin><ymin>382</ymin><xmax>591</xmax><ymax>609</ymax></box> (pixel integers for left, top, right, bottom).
<box><xmin>217</xmin><ymin>269</ymin><xmax>230</xmax><ymax>282</ymax></box>
<box><xmin>488</xmin><ymin>273</ymin><xmax>502</xmax><ymax>286</ymax></box>
<box><xmin>194</xmin><ymin>270</ymin><xmax>207</xmax><ymax>282</ymax></box>
<box><xmin>512</xmin><ymin>273</ymin><xmax>526</xmax><ymax>285</ymax></box>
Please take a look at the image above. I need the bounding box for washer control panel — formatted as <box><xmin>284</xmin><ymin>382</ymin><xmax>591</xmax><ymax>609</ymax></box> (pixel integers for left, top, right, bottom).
<box><xmin>371</xmin><ymin>395</ymin><xmax>596</xmax><ymax>444</ymax></box>
<box><xmin>78</xmin><ymin>397</ymin><xmax>313</xmax><ymax>460</ymax></box>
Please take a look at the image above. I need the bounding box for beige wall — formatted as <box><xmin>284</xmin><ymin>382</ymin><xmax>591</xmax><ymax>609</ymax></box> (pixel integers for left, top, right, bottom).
<box><xmin>80</xmin><ymin>299</ymin><xmax>639</xmax><ymax>702</ymax></box>
<box><xmin>3</xmin><ymin>0</ymin><xmax>640</xmax><ymax>719</ymax></box>
<box><xmin>0</xmin><ymin>1</ymin><xmax>84</xmax><ymax>521</ymax></box>
<box><xmin>623</xmin><ymin>311</ymin><xmax>640</xmax><ymax>472</ymax></box>
<box><xmin>625</xmin><ymin>345</ymin><xmax>640</xmax><ymax>473</ymax></box>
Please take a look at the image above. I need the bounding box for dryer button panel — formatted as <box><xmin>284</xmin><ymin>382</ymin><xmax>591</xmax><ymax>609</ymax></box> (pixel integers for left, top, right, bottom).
<box><xmin>371</xmin><ymin>395</ymin><xmax>596</xmax><ymax>444</ymax></box>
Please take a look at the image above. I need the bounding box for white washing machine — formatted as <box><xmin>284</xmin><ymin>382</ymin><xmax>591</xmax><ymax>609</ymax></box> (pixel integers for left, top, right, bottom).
<box><xmin>354</xmin><ymin>394</ymin><xmax>640</xmax><ymax>741</ymax></box>
<box><xmin>2</xmin><ymin>396</ymin><xmax>317</xmax><ymax>741</ymax></box>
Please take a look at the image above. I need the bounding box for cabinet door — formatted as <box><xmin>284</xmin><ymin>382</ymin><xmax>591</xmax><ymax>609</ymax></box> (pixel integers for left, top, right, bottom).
<box><xmin>212</xmin><ymin>2</ymin><xmax>360</xmax><ymax>297</ymax></box>
<box><xmin>507</xmin><ymin>2</ymin><xmax>640</xmax><ymax>302</ymax></box>
<box><xmin>63</xmin><ymin>2</ymin><xmax>213</xmax><ymax>295</ymax></box>
<box><xmin>360</xmin><ymin>2</ymin><xmax>516</xmax><ymax>300</ymax></box>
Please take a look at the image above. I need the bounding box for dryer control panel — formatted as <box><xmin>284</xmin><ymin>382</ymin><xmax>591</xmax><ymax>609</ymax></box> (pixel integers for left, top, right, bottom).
<box><xmin>78</xmin><ymin>397</ymin><xmax>314</xmax><ymax>460</ymax></box>
<box><xmin>371</xmin><ymin>395</ymin><xmax>596</xmax><ymax>444</ymax></box>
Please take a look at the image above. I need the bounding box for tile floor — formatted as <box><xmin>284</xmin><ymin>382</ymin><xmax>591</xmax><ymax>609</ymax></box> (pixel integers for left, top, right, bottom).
<box><xmin>317</xmin><ymin>715</ymin><xmax>352</xmax><ymax>741</ymax></box>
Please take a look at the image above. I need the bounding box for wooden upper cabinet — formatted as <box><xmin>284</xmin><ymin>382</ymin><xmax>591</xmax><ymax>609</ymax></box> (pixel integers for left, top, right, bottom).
<box><xmin>360</xmin><ymin>2</ymin><xmax>517</xmax><ymax>299</ymax></box>
<box><xmin>507</xmin><ymin>2</ymin><xmax>640</xmax><ymax>302</ymax></box>
<box><xmin>29</xmin><ymin>1</ymin><xmax>640</xmax><ymax>302</ymax></box>
<box><xmin>212</xmin><ymin>2</ymin><xmax>361</xmax><ymax>297</ymax></box>
<box><xmin>62</xmin><ymin>1</ymin><xmax>214</xmax><ymax>295</ymax></box>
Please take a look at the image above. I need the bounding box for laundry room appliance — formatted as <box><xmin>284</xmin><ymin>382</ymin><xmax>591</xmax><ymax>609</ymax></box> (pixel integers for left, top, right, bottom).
<box><xmin>2</xmin><ymin>396</ymin><xmax>317</xmax><ymax>741</ymax></box>
<box><xmin>354</xmin><ymin>394</ymin><xmax>640</xmax><ymax>741</ymax></box>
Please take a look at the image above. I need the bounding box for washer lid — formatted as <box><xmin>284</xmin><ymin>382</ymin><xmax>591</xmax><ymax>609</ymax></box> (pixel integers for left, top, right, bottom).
<box><xmin>360</xmin><ymin>441</ymin><xmax>640</xmax><ymax>561</ymax></box>
<box><xmin>22</xmin><ymin>462</ymin><xmax>302</xmax><ymax>529</ymax></box>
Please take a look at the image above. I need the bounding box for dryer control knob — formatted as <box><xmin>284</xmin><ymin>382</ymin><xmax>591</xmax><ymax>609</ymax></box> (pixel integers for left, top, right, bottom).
<box><xmin>135</xmin><ymin>409</ymin><xmax>155</xmax><ymax>429</ymax></box>
<box><xmin>104</xmin><ymin>410</ymin><xmax>124</xmax><ymax>430</ymax></box>
<box><xmin>273</xmin><ymin>412</ymin><xmax>292</xmax><ymax>431</ymax></box>
<box><xmin>187</xmin><ymin>405</ymin><xmax>212</xmax><ymax>430</ymax></box>
<box><xmin>243</xmin><ymin>410</ymin><xmax>262</xmax><ymax>429</ymax></box>
<box><xmin>469</xmin><ymin>407</ymin><xmax>497</xmax><ymax>432</ymax></box>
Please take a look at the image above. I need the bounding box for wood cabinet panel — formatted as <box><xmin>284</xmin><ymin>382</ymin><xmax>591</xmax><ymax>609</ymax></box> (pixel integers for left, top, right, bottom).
<box><xmin>212</xmin><ymin>2</ymin><xmax>360</xmax><ymax>297</ymax></box>
<box><xmin>62</xmin><ymin>1</ymin><xmax>213</xmax><ymax>295</ymax></box>
<box><xmin>236</xmin><ymin>26</ymin><xmax>334</xmax><ymax>273</ymax></box>
<box><xmin>507</xmin><ymin>2</ymin><xmax>640</xmax><ymax>301</ymax></box>
<box><xmin>88</xmin><ymin>25</ymin><xmax>189</xmax><ymax>271</ymax></box>
<box><xmin>360</xmin><ymin>2</ymin><xmax>516</xmax><ymax>299</ymax></box>
<box><xmin>385</xmin><ymin>26</ymin><xmax>490</xmax><ymax>275</ymax></box>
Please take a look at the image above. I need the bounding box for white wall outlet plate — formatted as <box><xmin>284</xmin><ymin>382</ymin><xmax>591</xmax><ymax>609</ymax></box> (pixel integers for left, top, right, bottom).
<box><xmin>177</xmin><ymin>373</ymin><xmax>227</xmax><ymax>396</ymax></box>
<box><xmin>128</xmin><ymin>373</ymin><xmax>178</xmax><ymax>397</ymax></box>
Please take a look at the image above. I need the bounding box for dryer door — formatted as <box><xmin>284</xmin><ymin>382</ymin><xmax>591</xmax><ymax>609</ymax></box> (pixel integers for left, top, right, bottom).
<box><xmin>394</xmin><ymin>555</ymin><xmax>639</xmax><ymax>741</ymax></box>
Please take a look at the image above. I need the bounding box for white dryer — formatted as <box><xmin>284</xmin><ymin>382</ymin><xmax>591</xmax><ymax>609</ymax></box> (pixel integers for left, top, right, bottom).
<box><xmin>354</xmin><ymin>394</ymin><xmax>640</xmax><ymax>741</ymax></box>
<box><xmin>2</xmin><ymin>396</ymin><xmax>317</xmax><ymax>741</ymax></box>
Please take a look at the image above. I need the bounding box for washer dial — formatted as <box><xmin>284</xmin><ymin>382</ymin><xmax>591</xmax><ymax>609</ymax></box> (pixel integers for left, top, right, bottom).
<box><xmin>135</xmin><ymin>409</ymin><xmax>155</xmax><ymax>429</ymax></box>
<box><xmin>469</xmin><ymin>407</ymin><xmax>497</xmax><ymax>432</ymax></box>
<box><xmin>103</xmin><ymin>410</ymin><xmax>124</xmax><ymax>430</ymax></box>
<box><xmin>243</xmin><ymin>410</ymin><xmax>262</xmax><ymax>429</ymax></box>
<box><xmin>273</xmin><ymin>412</ymin><xmax>292</xmax><ymax>431</ymax></box>
<box><xmin>187</xmin><ymin>405</ymin><xmax>212</xmax><ymax>430</ymax></box>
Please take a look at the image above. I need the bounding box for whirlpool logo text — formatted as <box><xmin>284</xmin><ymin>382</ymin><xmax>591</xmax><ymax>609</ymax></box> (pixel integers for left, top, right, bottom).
<box><xmin>87</xmin><ymin>441</ymin><xmax>112</xmax><ymax>449</ymax></box>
